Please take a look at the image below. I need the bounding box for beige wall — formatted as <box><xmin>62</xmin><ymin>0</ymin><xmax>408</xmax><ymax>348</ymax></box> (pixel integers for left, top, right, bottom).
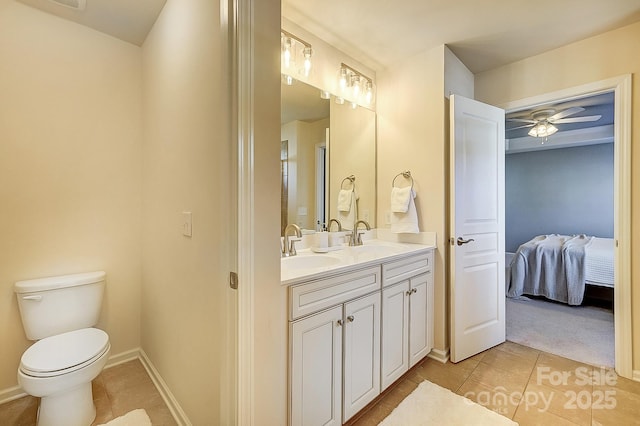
<box><xmin>253</xmin><ymin>0</ymin><xmax>287</xmax><ymax>423</ymax></box>
<box><xmin>376</xmin><ymin>45</ymin><xmax>449</xmax><ymax>352</ymax></box>
<box><xmin>0</xmin><ymin>0</ymin><xmax>142</xmax><ymax>395</ymax></box>
<box><xmin>475</xmin><ymin>21</ymin><xmax>640</xmax><ymax>372</ymax></box>
<box><xmin>140</xmin><ymin>0</ymin><xmax>236</xmax><ymax>423</ymax></box>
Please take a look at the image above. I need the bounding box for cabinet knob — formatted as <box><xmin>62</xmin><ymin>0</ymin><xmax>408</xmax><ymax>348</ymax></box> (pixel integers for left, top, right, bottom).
<box><xmin>412</xmin><ymin>288</ymin><xmax>418</xmax><ymax>294</ymax></box>
<box><xmin>336</xmin><ymin>319</ymin><xmax>343</xmax><ymax>327</ymax></box>
<box><xmin>347</xmin><ymin>315</ymin><xmax>355</xmax><ymax>322</ymax></box>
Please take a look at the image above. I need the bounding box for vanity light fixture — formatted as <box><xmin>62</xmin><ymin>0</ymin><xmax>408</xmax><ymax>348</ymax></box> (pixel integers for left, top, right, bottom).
<box><xmin>337</xmin><ymin>63</ymin><xmax>375</xmax><ymax>108</ymax></box>
<box><xmin>281</xmin><ymin>30</ymin><xmax>313</xmax><ymax>82</ymax></box>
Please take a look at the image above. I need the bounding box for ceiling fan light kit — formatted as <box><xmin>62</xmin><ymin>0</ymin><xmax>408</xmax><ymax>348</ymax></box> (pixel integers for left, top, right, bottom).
<box><xmin>528</xmin><ymin>121</ymin><xmax>558</xmax><ymax>138</ymax></box>
<box><xmin>507</xmin><ymin>106</ymin><xmax>602</xmax><ymax>141</ymax></box>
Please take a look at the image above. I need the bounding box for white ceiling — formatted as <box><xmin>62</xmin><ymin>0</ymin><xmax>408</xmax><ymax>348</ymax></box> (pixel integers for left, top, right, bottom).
<box><xmin>282</xmin><ymin>0</ymin><xmax>640</xmax><ymax>73</ymax></box>
<box><xmin>17</xmin><ymin>0</ymin><xmax>166</xmax><ymax>46</ymax></box>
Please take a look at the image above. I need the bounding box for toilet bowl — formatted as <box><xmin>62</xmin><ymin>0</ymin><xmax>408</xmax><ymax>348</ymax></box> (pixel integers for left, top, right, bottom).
<box><xmin>18</xmin><ymin>328</ymin><xmax>111</xmax><ymax>426</ymax></box>
<box><xmin>14</xmin><ymin>272</ymin><xmax>110</xmax><ymax>426</ymax></box>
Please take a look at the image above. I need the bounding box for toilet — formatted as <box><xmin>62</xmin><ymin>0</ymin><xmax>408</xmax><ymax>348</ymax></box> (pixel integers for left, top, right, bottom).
<box><xmin>14</xmin><ymin>271</ymin><xmax>111</xmax><ymax>426</ymax></box>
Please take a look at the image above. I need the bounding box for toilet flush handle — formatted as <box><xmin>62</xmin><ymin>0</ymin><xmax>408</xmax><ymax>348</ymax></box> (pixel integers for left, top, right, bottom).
<box><xmin>22</xmin><ymin>295</ymin><xmax>42</xmax><ymax>301</ymax></box>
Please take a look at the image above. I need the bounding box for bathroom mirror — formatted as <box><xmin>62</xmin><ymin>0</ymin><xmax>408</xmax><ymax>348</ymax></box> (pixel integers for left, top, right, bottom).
<box><xmin>281</xmin><ymin>79</ymin><xmax>376</xmax><ymax>235</ymax></box>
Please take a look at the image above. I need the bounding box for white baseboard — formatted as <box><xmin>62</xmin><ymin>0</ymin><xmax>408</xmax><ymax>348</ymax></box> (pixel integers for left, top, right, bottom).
<box><xmin>428</xmin><ymin>347</ymin><xmax>450</xmax><ymax>364</ymax></box>
<box><xmin>633</xmin><ymin>370</ymin><xmax>640</xmax><ymax>383</ymax></box>
<box><xmin>1</xmin><ymin>347</ymin><xmax>191</xmax><ymax>426</ymax></box>
<box><xmin>139</xmin><ymin>349</ymin><xmax>191</xmax><ymax>426</ymax></box>
<box><xmin>0</xmin><ymin>385</ymin><xmax>27</xmax><ymax>406</ymax></box>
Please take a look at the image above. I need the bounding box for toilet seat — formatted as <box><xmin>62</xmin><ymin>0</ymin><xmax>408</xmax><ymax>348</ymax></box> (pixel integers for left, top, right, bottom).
<box><xmin>20</xmin><ymin>328</ymin><xmax>110</xmax><ymax>378</ymax></box>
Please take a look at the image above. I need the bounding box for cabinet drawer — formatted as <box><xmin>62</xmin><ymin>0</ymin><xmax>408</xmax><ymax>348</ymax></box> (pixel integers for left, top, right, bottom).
<box><xmin>290</xmin><ymin>266</ymin><xmax>381</xmax><ymax>320</ymax></box>
<box><xmin>382</xmin><ymin>251</ymin><xmax>432</xmax><ymax>287</ymax></box>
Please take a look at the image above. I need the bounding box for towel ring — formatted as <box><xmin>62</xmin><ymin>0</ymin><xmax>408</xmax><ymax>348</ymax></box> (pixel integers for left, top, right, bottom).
<box><xmin>341</xmin><ymin>175</ymin><xmax>356</xmax><ymax>191</ymax></box>
<box><xmin>392</xmin><ymin>171</ymin><xmax>413</xmax><ymax>190</ymax></box>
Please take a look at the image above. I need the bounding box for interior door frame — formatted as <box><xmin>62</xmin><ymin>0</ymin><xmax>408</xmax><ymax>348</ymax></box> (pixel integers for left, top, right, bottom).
<box><xmin>499</xmin><ymin>75</ymin><xmax>632</xmax><ymax>379</ymax></box>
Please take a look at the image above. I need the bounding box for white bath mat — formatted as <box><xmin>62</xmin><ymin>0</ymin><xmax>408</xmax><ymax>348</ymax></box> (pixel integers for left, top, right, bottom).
<box><xmin>98</xmin><ymin>409</ymin><xmax>152</xmax><ymax>426</ymax></box>
<box><xmin>380</xmin><ymin>380</ymin><xmax>518</xmax><ymax>426</ymax></box>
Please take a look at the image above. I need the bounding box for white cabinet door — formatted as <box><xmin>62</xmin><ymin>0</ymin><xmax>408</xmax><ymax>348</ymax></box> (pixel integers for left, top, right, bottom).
<box><xmin>290</xmin><ymin>306</ymin><xmax>343</xmax><ymax>426</ymax></box>
<box><xmin>342</xmin><ymin>292</ymin><xmax>381</xmax><ymax>422</ymax></box>
<box><xmin>409</xmin><ymin>273</ymin><xmax>431</xmax><ymax>367</ymax></box>
<box><xmin>380</xmin><ymin>281</ymin><xmax>409</xmax><ymax>390</ymax></box>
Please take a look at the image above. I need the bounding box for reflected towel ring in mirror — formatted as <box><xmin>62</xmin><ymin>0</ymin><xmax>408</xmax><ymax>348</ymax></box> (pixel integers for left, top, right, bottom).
<box><xmin>392</xmin><ymin>171</ymin><xmax>414</xmax><ymax>190</ymax></box>
<box><xmin>341</xmin><ymin>175</ymin><xmax>356</xmax><ymax>191</ymax></box>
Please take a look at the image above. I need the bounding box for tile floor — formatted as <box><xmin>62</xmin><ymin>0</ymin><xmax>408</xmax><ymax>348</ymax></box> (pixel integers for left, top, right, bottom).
<box><xmin>3</xmin><ymin>344</ymin><xmax>640</xmax><ymax>425</ymax></box>
<box><xmin>0</xmin><ymin>359</ymin><xmax>177</xmax><ymax>426</ymax></box>
<box><xmin>348</xmin><ymin>341</ymin><xmax>640</xmax><ymax>426</ymax></box>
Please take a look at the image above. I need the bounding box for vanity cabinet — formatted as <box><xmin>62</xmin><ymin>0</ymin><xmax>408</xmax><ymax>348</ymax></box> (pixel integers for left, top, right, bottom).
<box><xmin>289</xmin><ymin>267</ymin><xmax>381</xmax><ymax>425</ymax></box>
<box><xmin>380</xmin><ymin>252</ymin><xmax>434</xmax><ymax>390</ymax></box>
<box><xmin>287</xmin><ymin>247</ymin><xmax>434</xmax><ymax>425</ymax></box>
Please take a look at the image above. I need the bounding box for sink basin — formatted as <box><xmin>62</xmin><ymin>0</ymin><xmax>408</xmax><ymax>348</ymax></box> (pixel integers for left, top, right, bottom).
<box><xmin>282</xmin><ymin>254</ymin><xmax>342</xmax><ymax>270</ymax></box>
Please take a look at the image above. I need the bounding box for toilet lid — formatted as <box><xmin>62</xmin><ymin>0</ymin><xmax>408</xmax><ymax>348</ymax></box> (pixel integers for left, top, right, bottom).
<box><xmin>20</xmin><ymin>328</ymin><xmax>110</xmax><ymax>377</ymax></box>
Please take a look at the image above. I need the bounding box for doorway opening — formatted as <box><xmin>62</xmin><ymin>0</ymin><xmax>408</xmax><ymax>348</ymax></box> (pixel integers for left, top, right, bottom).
<box><xmin>501</xmin><ymin>75</ymin><xmax>632</xmax><ymax>378</ymax></box>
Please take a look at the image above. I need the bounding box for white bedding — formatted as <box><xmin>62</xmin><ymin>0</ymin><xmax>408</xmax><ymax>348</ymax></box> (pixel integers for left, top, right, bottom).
<box><xmin>584</xmin><ymin>237</ymin><xmax>615</xmax><ymax>288</ymax></box>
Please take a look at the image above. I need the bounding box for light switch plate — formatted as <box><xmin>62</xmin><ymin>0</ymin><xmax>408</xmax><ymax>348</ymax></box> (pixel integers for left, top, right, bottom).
<box><xmin>182</xmin><ymin>211</ymin><xmax>192</xmax><ymax>237</ymax></box>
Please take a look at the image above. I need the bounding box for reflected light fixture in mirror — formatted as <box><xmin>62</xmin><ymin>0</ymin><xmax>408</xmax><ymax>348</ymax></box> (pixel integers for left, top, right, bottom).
<box><xmin>336</xmin><ymin>63</ymin><xmax>375</xmax><ymax>109</ymax></box>
<box><xmin>281</xmin><ymin>30</ymin><xmax>313</xmax><ymax>82</ymax></box>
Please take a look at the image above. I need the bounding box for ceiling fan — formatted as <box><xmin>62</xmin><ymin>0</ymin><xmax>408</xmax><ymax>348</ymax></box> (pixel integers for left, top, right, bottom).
<box><xmin>507</xmin><ymin>107</ymin><xmax>602</xmax><ymax>138</ymax></box>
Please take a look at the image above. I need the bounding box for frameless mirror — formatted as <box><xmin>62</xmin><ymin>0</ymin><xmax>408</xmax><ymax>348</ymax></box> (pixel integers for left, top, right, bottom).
<box><xmin>281</xmin><ymin>80</ymin><xmax>376</xmax><ymax>235</ymax></box>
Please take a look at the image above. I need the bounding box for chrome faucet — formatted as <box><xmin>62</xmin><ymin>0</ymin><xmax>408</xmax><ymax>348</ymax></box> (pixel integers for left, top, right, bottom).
<box><xmin>327</xmin><ymin>218</ymin><xmax>342</xmax><ymax>232</ymax></box>
<box><xmin>349</xmin><ymin>220</ymin><xmax>371</xmax><ymax>246</ymax></box>
<box><xmin>282</xmin><ymin>224</ymin><xmax>302</xmax><ymax>257</ymax></box>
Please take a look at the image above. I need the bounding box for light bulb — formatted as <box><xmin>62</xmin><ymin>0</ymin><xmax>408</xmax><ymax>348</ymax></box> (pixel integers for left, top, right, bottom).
<box><xmin>351</xmin><ymin>102</ymin><xmax>358</xmax><ymax>110</ymax></box>
<box><xmin>303</xmin><ymin>47</ymin><xmax>312</xmax><ymax>77</ymax></box>
<box><xmin>283</xmin><ymin>37</ymin><xmax>292</xmax><ymax>69</ymax></box>
<box><xmin>339</xmin><ymin>68</ymin><xmax>348</xmax><ymax>91</ymax></box>
<box><xmin>364</xmin><ymin>81</ymin><xmax>373</xmax><ymax>105</ymax></box>
<box><xmin>351</xmin><ymin>75</ymin><xmax>360</xmax><ymax>98</ymax></box>
<box><xmin>285</xmin><ymin>75</ymin><xmax>293</xmax><ymax>86</ymax></box>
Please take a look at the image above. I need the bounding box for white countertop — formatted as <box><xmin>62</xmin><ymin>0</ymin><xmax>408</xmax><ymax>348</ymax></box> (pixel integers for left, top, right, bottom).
<box><xmin>281</xmin><ymin>239</ymin><xmax>435</xmax><ymax>286</ymax></box>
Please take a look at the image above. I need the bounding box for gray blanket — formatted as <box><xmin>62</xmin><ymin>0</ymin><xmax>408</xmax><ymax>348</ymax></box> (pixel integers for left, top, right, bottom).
<box><xmin>507</xmin><ymin>234</ymin><xmax>594</xmax><ymax>305</ymax></box>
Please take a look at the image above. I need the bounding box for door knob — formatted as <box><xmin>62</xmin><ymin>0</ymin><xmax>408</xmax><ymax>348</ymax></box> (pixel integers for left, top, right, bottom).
<box><xmin>457</xmin><ymin>237</ymin><xmax>475</xmax><ymax>246</ymax></box>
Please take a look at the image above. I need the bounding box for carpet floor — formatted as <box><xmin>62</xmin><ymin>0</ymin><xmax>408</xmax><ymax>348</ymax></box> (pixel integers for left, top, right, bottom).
<box><xmin>506</xmin><ymin>296</ymin><xmax>614</xmax><ymax>367</ymax></box>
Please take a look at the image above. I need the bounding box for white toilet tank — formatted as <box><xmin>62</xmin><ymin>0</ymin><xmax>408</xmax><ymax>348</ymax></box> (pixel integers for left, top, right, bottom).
<box><xmin>14</xmin><ymin>271</ymin><xmax>106</xmax><ymax>341</ymax></box>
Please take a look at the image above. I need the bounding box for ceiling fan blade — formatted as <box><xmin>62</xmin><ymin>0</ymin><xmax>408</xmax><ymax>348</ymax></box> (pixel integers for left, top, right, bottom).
<box><xmin>552</xmin><ymin>115</ymin><xmax>602</xmax><ymax>124</ymax></box>
<box><xmin>548</xmin><ymin>106</ymin><xmax>585</xmax><ymax>121</ymax></box>
<box><xmin>507</xmin><ymin>123</ymin><xmax>536</xmax><ymax>131</ymax></box>
<box><xmin>506</xmin><ymin>118</ymin><xmax>537</xmax><ymax>124</ymax></box>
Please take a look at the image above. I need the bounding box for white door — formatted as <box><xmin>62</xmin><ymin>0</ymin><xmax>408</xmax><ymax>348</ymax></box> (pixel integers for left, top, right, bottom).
<box><xmin>290</xmin><ymin>306</ymin><xmax>343</xmax><ymax>426</ymax></box>
<box><xmin>343</xmin><ymin>293</ymin><xmax>380</xmax><ymax>422</ymax></box>
<box><xmin>450</xmin><ymin>94</ymin><xmax>505</xmax><ymax>363</ymax></box>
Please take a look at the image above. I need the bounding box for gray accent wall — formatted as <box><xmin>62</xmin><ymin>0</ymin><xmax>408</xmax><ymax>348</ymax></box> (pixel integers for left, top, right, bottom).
<box><xmin>505</xmin><ymin>143</ymin><xmax>614</xmax><ymax>253</ymax></box>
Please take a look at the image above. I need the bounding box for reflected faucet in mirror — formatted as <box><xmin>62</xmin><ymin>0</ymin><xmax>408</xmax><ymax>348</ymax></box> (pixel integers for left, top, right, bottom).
<box><xmin>282</xmin><ymin>223</ymin><xmax>302</xmax><ymax>257</ymax></box>
<box><xmin>327</xmin><ymin>218</ymin><xmax>342</xmax><ymax>232</ymax></box>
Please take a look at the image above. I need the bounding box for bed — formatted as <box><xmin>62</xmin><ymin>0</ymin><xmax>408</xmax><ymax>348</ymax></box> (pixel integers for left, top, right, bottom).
<box><xmin>507</xmin><ymin>234</ymin><xmax>614</xmax><ymax>305</ymax></box>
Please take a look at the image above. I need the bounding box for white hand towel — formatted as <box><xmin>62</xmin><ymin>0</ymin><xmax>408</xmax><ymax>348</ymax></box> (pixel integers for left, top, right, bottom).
<box><xmin>390</xmin><ymin>189</ymin><xmax>419</xmax><ymax>233</ymax></box>
<box><xmin>391</xmin><ymin>186</ymin><xmax>412</xmax><ymax>213</ymax></box>
<box><xmin>338</xmin><ymin>191</ymin><xmax>358</xmax><ymax>230</ymax></box>
<box><xmin>337</xmin><ymin>189</ymin><xmax>352</xmax><ymax>212</ymax></box>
